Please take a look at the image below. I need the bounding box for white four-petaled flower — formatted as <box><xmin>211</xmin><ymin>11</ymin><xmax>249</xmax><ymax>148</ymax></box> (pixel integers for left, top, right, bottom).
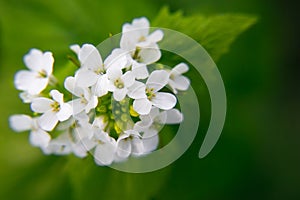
<box><xmin>9</xmin><ymin>114</ymin><xmax>51</xmax><ymax>148</ymax></box>
<box><xmin>120</xmin><ymin>17</ymin><xmax>163</xmax><ymax>79</ymax></box>
<box><xmin>168</xmin><ymin>63</ymin><xmax>190</xmax><ymax>94</ymax></box>
<box><xmin>106</xmin><ymin>67</ymin><xmax>135</xmax><ymax>101</ymax></box>
<box><xmin>31</xmin><ymin>90</ymin><xmax>72</xmax><ymax>131</ymax></box>
<box><xmin>116</xmin><ymin>130</ymin><xmax>144</xmax><ymax>158</ymax></box>
<box><xmin>14</xmin><ymin>49</ymin><xmax>54</xmax><ymax>95</ymax></box>
<box><xmin>64</xmin><ymin>76</ymin><xmax>98</xmax><ymax>114</ymax></box>
<box><xmin>134</xmin><ymin>107</ymin><xmax>183</xmax><ymax>153</ymax></box>
<box><xmin>130</xmin><ymin>70</ymin><xmax>177</xmax><ymax>115</ymax></box>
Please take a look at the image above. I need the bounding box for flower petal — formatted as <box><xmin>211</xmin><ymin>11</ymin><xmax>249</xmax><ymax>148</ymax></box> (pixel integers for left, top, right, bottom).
<box><xmin>94</xmin><ymin>139</ymin><xmax>117</xmax><ymax>166</ymax></box>
<box><xmin>116</xmin><ymin>139</ymin><xmax>131</xmax><ymax>158</ymax></box>
<box><xmin>23</xmin><ymin>49</ymin><xmax>44</xmax><ymax>71</ymax></box>
<box><xmin>122</xmin><ymin>71</ymin><xmax>135</xmax><ymax>87</ymax></box>
<box><xmin>142</xmin><ymin>129</ymin><xmax>159</xmax><ymax>153</ymax></box>
<box><xmin>14</xmin><ymin>70</ymin><xmax>48</xmax><ymax>94</ymax></box>
<box><xmin>38</xmin><ymin>110</ymin><xmax>58</xmax><ymax>131</ymax></box>
<box><xmin>131</xmin><ymin>137</ymin><xmax>145</xmax><ymax>156</ymax></box>
<box><xmin>64</xmin><ymin>76</ymin><xmax>83</xmax><ymax>97</ymax></box>
<box><xmin>146</xmin><ymin>70</ymin><xmax>169</xmax><ymax>92</ymax></box>
<box><xmin>131</xmin><ymin>62</ymin><xmax>149</xmax><ymax>79</ymax></box>
<box><xmin>106</xmin><ymin>67</ymin><xmax>122</xmax><ymax>81</ymax></box>
<box><xmin>134</xmin><ymin>117</ymin><xmax>152</xmax><ymax>131</ymax></box>
<box><xmin>172</xmin><ymin>63</ymin><xmax>189</xmax><ymax>75</ymax></box>
<box><xmin>127</xmin><ymin>81</ymin><xmax>146</xmax><ymax>99</ymax></box>
<box><xmin>79</xmin><ymin>44</ymin><xmax>103</xmax><ymax>71</ymax></box>
<box><xmin>19</xmin><ymin>92</ymin><xmax>39</xmax><ymax>103</ymax></box>
<box><xmin>70</xmin><ymin>44</ymin><xmax>81</xmax><ymax>55</ymax></box>
<box><xmin>161</xmin><ymin>109</ymin><xmax>183</xmax><ymax>124</ymax></box>
<box><xmin>50</xmin><ymin>90</ymin><xmax>64</xmax><ymax>104</ymax></box>
<box><xmin>75</xmin><ymin>69</ymin><xmax>98</xmax><ymax>87</ymax></box>
<box><xmin>93</xmin><ymin>74</ymin><xmax>109</xmax><ymax>97</ymax></box>
<box><xmin>133</xmin><ymin>98</ymin><xmax>152</xmax><ymax>115</ymax></box>
<box><xmin>113</xmin><ymin>88</ymin><xmax>128</xmax><ymax>101</ymax></box>
<box><xmin>69</xmin><ymin>99</ymin><xmax>85</xmax><ymax>115</ymax></box>
<box><xmin>147</xmin><ymin>29</ymin><xmax>164</xmax><ymax>43</ymax></box>
<box><xmin>56</xmin><ymin>103</ymin><xmax>72</xmax><ymax>121</ymax></box>
<box><xmin>42</xmin><ymin>52</ymin><xmax>54</xmax><ymax>75</ymax></box>
<box><xmin>138</xmin><ymin>44</ymin><xmax>161</xmax><ymax>64</ymax></box>
<box><xmin>85</xmin><ymin>96</ymin><xmax>98</xmax><ymax>113</ymax></box>
<box><xmin>43</xmin><ymin>133</ymin><xmax>72</xmax><ymax>155</ymax></box>
<box><xmin>151</xmin><ymin>92</ymin><xmax>176</xmax><ymax>110</ymax></box>
<box><xmin>73</xmin><ymin>138</ymin><xmax>96</xmax><ymax>158</ymax></box>
<box><xmin>29</xmin><ymin>129</ymin><xmax>51</xmax><ymax>148</ymax></box>
<box><xmin>104</xmin><ymin>49</ymin><xmax>128</xmax><ymax>70</ymax></box>
<box><xmin>31</xmin><ymin>97</ymin><xmax>53</xmax><ymax>113</ymax></box>
<box><xmin>9</xmin><ymin>114</ymin><xmax>32</xmax><ymax>132</ymax></box>
<box><xmin>172</xmin><ymin>76</ymin><xmax>190</xmax><ymax>91</ymax></box>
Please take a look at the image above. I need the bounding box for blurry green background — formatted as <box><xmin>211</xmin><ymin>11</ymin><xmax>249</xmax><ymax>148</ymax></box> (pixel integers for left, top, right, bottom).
<box><xmin>1</xmin><ymin>0</ymin><xmax>299</xmax><ymax>199</ymax></box>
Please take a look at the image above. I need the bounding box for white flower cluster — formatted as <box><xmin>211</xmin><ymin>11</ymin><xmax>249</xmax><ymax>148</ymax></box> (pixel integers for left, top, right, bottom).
<box><xmin>9</xmin><ymin>17</ymin><xmax>190</xmax><ymax>166</ymax></box>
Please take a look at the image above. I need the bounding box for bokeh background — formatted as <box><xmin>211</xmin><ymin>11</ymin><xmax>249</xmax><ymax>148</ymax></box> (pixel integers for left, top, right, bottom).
<box><xmin>0</xmin><ymin>0</ymin><xmax>299</xmax><ymax>199</ymax></box>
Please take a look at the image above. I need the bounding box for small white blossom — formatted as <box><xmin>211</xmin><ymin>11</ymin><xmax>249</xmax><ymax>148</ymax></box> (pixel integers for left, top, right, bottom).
<box><xmin>64</xmin><ymin>76</ymin><xmax>98</xmax><ymax>114</ymax></box>
<box><xmin>120</xmin><ymin>17</ymin><xmax>163</xmax><ymax>79</ymax></box>
<box><xmin>134</xmin><ymin>108</ymin><xmax>183</xmax><ymax>153</ymax></box>
<box><xmin>74</xmin><ymin>44</ymin><xmax>128</xmax><ymax>97</ymax></box>
<box><xmin>93</xmin><ymin>129</ymin><xmax>117</xmax><ymax>166</ymax></box>
<box><xmin>168</xmin><ymin>63</ymin><xmax>190</xmax><ymax>94</ymax></box>
<box><xmin>56</xmin><ymin>113</ymin><xmax>95</xmax><ymax>158</ymax></box>
<box><xmin>116</xmin><ymin>130</ymin><xmax>144</xmax><ymax>158</ymax></box>
<box><xmin>31</xmin><ymin>90</ymin><xmax>72</xmax><ymax>131</ymax></box>
<box><xmin>106</xmin><ymin>67</ymin><xmax>135</xmax><ymax>101</ymax></box>
<box><xmin>120</xmin><ymin>17</ymin><xmax>163</xmax><ymax>54</ymax></box>
<box><xmin>129</xmin><ymin>70</ymin><xmax>177</xmax><ymax>115</ymax></box>
<box><xmin>19</xmin><ymin>91</ymin><xmax>40</xmax><ymax>103</ymax></box>
<box><xmin>43</xmin><ymin>133</ymin><xmax>73</xmax><ymax>155</ymax></box>
<box><xmin>14</xmin><ymin>49</ymin><xmax>54</xmax><ymax>95</ymax></box>
<box><xmin>9</xmin><ymin>114</ymin><xmax>51</xmax><ymax>148</ymax></box>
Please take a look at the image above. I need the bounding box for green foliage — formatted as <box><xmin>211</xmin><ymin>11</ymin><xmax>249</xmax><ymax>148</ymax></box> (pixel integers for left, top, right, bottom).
<box><xmin>153</xmin><ymin>7</ymin><xmax>257</xmax><ymax>61</ymax></box>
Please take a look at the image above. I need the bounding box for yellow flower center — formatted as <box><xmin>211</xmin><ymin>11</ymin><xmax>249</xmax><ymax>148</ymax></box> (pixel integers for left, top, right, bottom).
<box><xmin>114</xmin><ymin>78</ymin><xmax>124</xmax><ymax>89</ymax></box>
<box><xmin>146</xmin><ymin>87</ymin><xmax>156</xmax><ymax>100</ymax></box>
<box><xmin>51</xmin><ymin>101</ymin><xmax>60</xmax><ymax>112</ymax></box>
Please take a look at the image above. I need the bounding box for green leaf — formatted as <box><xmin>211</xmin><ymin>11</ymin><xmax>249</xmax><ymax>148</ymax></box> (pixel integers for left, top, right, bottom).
<box><xmin>153</xmin><ymin>7</ymin><xmax>257</xmax><ymax>62</ymax></box>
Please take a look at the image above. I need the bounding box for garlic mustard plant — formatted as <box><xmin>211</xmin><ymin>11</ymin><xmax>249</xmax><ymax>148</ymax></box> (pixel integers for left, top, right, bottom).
<box><xmin>9</xmin><ymin>17</ymin><xmax>191</xmax><ymax>166</ymax></box>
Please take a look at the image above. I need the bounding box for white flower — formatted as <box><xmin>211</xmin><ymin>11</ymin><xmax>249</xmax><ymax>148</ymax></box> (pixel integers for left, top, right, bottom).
<box><xmin>120</xmin><ymin>17</ymin><xmax>163</xmax><ymax>54</ymax></box>
<box><xmin>19</xmin><ymin>91</ymin><xmax>40</xmax><ymax>103</ymax></box>
<box><xmin>14</xmin><ymin>49</ymin><xmax>54</xmax><ymax>95</ymax></box>
<box><xmin>43</xmin><ymin>133</ymin><xmax>72</xmax><ymax>155</ymax></box>
<box><xmin>64</xmin><ymin>76</ymin><xmax>98</xmax><ymax>114</ymax></box>
<box><xmin>168</xmin><ymin>63</ymin><xmax>190</xmax><ymax>94</ymax></box>
<box><xmin>60</xmin><ymin>113</ymin><xmax>95</xmax><ymax>157</ymax></box>
<box><xmin>73</xmin><ymin>44</ymin><xmax>127</xmax><ymax>97</ymax></box>
<box><xmin>116</xmin><ymin>130</ymin><xmax>144</xmax><ymax>158</ymax></box>
<box><xmin>31</xmin><ymin>90</ymin><xmax>72</xmax><ymax>131</ymax></box>
<box><xmin>74</xmin><ymin>44</ymin><xmax>106</xmax><ymax>88</ymax></box>
<box><xmin>135</xmin><ymin>107</ymin><xmax>183</xmax><ymax>130</ymax></box>
<box><xmin>134</xmin><ymin>107</ymin><xmax>183</xmax><ymax>153</ymax></box>
<box><xmin>120</xmin><ymin>17</ymin><xmax>164</xmax><ymax>79</ymax></box>
<box><xmin>93</xmin><ymin>129</ymin><xmax>117</xmax><ymax>166</ymax></box>
<box><xmin>129</xmin><ymin>70</ymin><xmax>177</xmax><ymax>115</ymax></box>
<box><xmin>106</xmin><ymin>67</ymin><xmax>135</xmax><ymax>101</ymax></box>
<box><xmin>9</xmin><ymin>114</ymin><xmax>51</xmax><ymax>148</ymax></box>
